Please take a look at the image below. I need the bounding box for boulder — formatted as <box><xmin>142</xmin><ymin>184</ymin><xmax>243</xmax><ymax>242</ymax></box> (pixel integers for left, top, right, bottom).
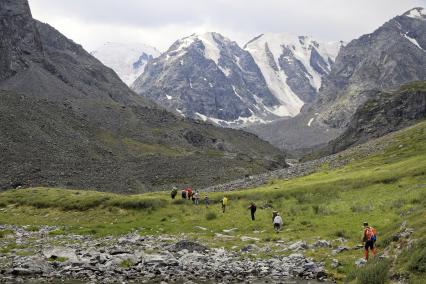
<box><xmin>171</xmin><ymin>240</ymin><xmax>209</xmax><ymax>253</ymax></box>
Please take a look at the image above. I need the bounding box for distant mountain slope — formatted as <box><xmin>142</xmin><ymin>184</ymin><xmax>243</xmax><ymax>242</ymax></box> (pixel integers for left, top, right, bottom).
<box><xmin>0</xmin><ymin>0</ymin><xmax>286</xmax><ymax>193</ymax></box>
<box><xmin>132</xmin><ymin>32</ymin><xmax>282</xmax><ymax>126</ymax></box>
<box><xmin>244</xmin><ymin>33</ymin><xmax>341</xmax><ymax>112</ymax></box>
<box><xmin>249</xmin><ymin>7</ymin><xmax>426</xmax><ymax>154</ymax></box>
<box><xmin>313</xmin><ymin>7</ymin><xmax>426</xmax><ymax>128</ymax></box>
<box><xmin>91</xmin><ymin>42</ymin><xmax>160</xmax><ymax>86</ymax></box>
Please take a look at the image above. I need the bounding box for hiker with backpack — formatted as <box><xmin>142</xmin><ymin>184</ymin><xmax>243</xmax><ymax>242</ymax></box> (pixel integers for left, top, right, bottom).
<box><xmin>204</xmin><ymin>195</ymin><xmax>210</xmax><ymax>207</ymax></box>
<box><xmin>171</xmin><ymin>187</ymin><xmax>177</xmax><ymax>199</ymax></box>
<box><xmin>222</xmin><ymin>196</ymin><xmax>228</xmax><ymax>213</ymax></box>
<box><xmin>362</xmin><ymin>222</ymin><xmax>377</xmax><ymax>260</ymax></box>
<box><xmin>273</xmin><ymin>213</ymin><xmax>283</xmax><ymax>233</ymax></box>
<box><xmin>248</xmin><ymin>202</ymin><xmax>257</xmax><ymax>221</ymax></box>
<box><xmin>194</xmin><ymin>190</ymin><xmax>200</xmax><ymax>205</ymax></box>
<box><xmin>186</xmin><ymin>188</ymin><xmax>193</xmax><ymax>200</ymax></box>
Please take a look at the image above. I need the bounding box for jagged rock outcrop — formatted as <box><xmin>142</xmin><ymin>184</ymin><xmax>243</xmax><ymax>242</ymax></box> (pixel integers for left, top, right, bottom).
<box><xmin>0</xmin><ymin>0</ymin><xmax>43</xmax><ymax>81</ymax></box>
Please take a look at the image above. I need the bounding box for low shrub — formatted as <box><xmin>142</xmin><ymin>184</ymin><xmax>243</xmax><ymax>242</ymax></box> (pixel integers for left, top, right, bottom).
<box><xmin>171</xmin><ymin>199</ymin><xmax>186</xmax><ymax>205</ymax></box>
<box><xmin>119</xmin><ymin>259</ymin><xmax>134</xmax><ymax>268</ymax></box>
<box><xmin>205</xmin><ymin>212</ymin><xmax>217</xmax><ymax>221</ymax></box>
<box><xmin>352</xmin><ymin>258</ymin><xmax>391</xmax><ymax>284</ymax></box>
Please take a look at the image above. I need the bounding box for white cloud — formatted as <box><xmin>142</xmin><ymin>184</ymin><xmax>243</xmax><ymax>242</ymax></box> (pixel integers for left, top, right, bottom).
<box><xmin>28</xmin><ymin>0</ymin><xmax>426</xmax><ymax>52</ymax></box>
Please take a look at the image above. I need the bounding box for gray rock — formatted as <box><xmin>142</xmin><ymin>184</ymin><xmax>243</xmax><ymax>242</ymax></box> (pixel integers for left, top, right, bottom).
<box><xmin>240</xmin><ymin>236</ymin><xmax>260</xmax><ymax>242</ymax></box>
<box><xmin>289</xmin><ymin>241</ymin><xmax>308</xmax><ymax>251</ymax></box>
<box><xmin>171</xmin><ymin>240</ymin><xmax>209</xmax><ymax>253</ymax></box>
<box><xmin>332</xmin><ymin>246</ymin><xmax>350</xmax><ymax>254</ymax></box>
<box><xmin>331</xmin><ymin>259</ymin><xmax>340</xmax><ymax>268</ymax></box>
<box><xmin>311</xmin><ymin>240</ymin><xmax>331</xmax><ymax>248</ymax></box>
<box><xmin>355</xmin><ymin>258</ymin><xmax>367</xmax><ymax>267</ymax></box>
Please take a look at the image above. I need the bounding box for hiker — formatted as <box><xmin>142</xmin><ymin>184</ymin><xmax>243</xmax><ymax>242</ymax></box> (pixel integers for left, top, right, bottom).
<box><xmin>222</xmin><ymin>196</ymin><xmax>228</xmax><ymax>213</ymax></box>
<box><xmin>272</xmin><ymin>211</ymin><xmax>278</xmax><ymax>223</ymax></box>
<box><xmin>248</xmin><ymin>202</ymin><xmax>257</xmax><ymax>221</ymax></box>
<box><xmin>186</xmin><ymin>188</ymin><xmax>193</xmax><ymax>200</ymax></box>
<box><xmin>362</xmin><ymin>222</ymin><xmax>377</xmax><ymax>260</ymax></box>
<box><xmin>171</xmin><ymin>187</ymin><xmax>177</xmax><ymax>199</ymax></box>
<box><xmin>194</xmin><ymin>190</ymin><xmax>200</xmax><ymax>205</ymax></box>
<box><xmin>204</xmin><ymin>195</ymin><xmax>210</xmax><ymax>207</ymax></box>
<box><xmin>273</xmin><ymin>213</ymin><xmax>283</xmax><ymax>233</ymax></box>
<box><xmin>181</xmin><ymin>189</ymin><xmax>187</xmax><ymax>199</ymax></box>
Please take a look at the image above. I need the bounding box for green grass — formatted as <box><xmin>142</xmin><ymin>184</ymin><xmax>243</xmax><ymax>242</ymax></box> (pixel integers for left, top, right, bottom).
<box><xmin>1</xmin><ymin>120</ymin><xmax>426</xmax><ymax>282</ymax></box>
<box><xmin>119</xmin><ymin>259</ymin><xmax>135</xmax><ymax>268</ymax></box>
<box><xmin>0</xmin><ymin>229</ymin><xmax>14</xmax><ymax>238</ymax></box>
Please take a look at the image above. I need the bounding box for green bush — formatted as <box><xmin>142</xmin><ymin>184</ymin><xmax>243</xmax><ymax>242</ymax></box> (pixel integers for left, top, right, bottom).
<box><xmin>205</xmin><ymin>212</ymin><xmax>217</xmax><ymax>221</ymax></box>
<box><xmin>355</xmin><ymin>258</ymin><xmax>390</xmax><ymax>284</ymax></box>
<box><xmin>119</xmin><ymin>259</ymin><xmax>134</xmax><ymax>268</ymax></box>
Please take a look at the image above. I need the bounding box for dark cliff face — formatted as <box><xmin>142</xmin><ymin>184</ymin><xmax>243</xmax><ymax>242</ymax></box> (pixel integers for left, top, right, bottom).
<box><xmin>0</xmin><ymin>1</ymin><xmax>286</xmax><ymax>193</ymax></box>
<box><xmin>325</xmin><ymin>81</ymin><xmax>426</xmax><ymax>154</ymax></box>
<box><xmin>0</xmin><ymin>0</ymin><xmax>43</xmax><ymax>81</ymax></box>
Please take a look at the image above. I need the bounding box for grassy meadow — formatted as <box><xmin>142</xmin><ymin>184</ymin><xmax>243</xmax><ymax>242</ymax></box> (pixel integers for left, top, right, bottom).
<box><xmin>1</xmin><ymin>120</ymin><xmax>426</xmax><ymax>282</ymax></box>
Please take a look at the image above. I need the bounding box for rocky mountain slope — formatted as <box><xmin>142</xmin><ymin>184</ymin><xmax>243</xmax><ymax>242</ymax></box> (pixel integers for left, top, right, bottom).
<box><xmin>312</xmin><ymin>7</ymin><xmax>426</xmax><ymax>128</ymax></box>
<box><xmin>249</xmin><ymin>7</ymin><xmax>426</xmax><ymax>154</ymax></box>
<box><xmin>321</xmin><ymin>81</ymin><xmax>426</xmax><ymax>155</ymax></box>
<box><xmin>0</xmin><ymin>0</ymin><xmax>286</xmax><ymax>193</ymax></box>
<box><xmin>91</xmin><ymin>42</ymin><xmax>160</xmax><ymax>86</ymax></box>
<box><xmin>132</xmin><ymin>32</ymin><xmax>342</xmax><ymax>126</ymax></box>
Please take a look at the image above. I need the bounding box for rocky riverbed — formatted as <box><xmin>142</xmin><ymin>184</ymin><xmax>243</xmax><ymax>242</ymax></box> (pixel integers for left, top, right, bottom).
<box><xmin>0</xmin><ymin>225</ymin><xmax>329</xmax><ymax>283</ymax></box>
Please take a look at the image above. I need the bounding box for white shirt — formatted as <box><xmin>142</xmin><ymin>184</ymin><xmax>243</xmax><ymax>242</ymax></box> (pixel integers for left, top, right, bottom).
<box><xmin>273</xmin><ymin>215</ymin><xmax>283</xmax><ymax>225</ymax></box>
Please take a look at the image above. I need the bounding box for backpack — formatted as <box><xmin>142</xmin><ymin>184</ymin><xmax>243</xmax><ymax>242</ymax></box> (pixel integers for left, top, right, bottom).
<box><xmin>365</xmin><ymin>227</ymin><xmax>377</xmax><ymax>241</ymax></box>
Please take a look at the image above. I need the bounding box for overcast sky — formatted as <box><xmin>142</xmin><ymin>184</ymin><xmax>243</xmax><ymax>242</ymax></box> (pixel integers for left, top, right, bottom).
<box><xmin>28</xmin><ymin>0</ymin><xmax>426</xmax><ymax>52</ymax></box>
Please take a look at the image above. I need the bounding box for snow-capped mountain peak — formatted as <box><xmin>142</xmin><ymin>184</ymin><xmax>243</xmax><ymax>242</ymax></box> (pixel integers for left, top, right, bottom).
<box><xmin>244</xmin><ymin>33</ymin><xmax>342</xmax><ymax>113</ymax></box>
<box><xmin>132</xmin><ymin>32</ymin><xmax>285</xmax><ymax>126</ymax></box>
<box><xmin>91</xmin><ymin>42</ymin><xmax>160</xmax><ymax>86</ymax></box>
<box><xmin>168</xmin><ymin>32</ymin><xmax>229</xmax><ymax>65</ymax></box>
<box><xmin>404</xmin><ymin>7</ymin><xmax>426</xmax><ymax>19</ymax></box>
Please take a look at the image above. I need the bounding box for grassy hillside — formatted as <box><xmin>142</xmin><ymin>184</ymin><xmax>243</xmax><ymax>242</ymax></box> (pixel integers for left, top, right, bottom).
<box><xmin>1</xmin><ymin>120</ymin><xmax>426</xmax><ymax>282</ymax></box>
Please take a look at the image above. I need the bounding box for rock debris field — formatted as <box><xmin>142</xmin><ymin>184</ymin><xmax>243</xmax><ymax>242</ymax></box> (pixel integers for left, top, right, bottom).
<box><xmin>0</xmin><ymin>225</ymin><xmax>330</xmax><ymax>283</ymax></box>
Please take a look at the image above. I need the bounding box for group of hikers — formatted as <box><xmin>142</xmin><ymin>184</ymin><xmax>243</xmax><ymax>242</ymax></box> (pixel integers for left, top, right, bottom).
<box><xmin>170</xmin><ymin>187</ymin><xmax>210</xmax><ymax>206</ymax></box>
<box><xmin>170</xmin><ymin>188</ymin><xmax>378</xmax><ymax>261</ymax></box>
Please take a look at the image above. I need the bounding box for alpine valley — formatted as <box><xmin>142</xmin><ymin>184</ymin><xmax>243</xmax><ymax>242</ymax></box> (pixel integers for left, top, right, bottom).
<box><xmin>1</xmin><ymin>1</ymin><xmax>426</xmax><ymax>284</ymax></box>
